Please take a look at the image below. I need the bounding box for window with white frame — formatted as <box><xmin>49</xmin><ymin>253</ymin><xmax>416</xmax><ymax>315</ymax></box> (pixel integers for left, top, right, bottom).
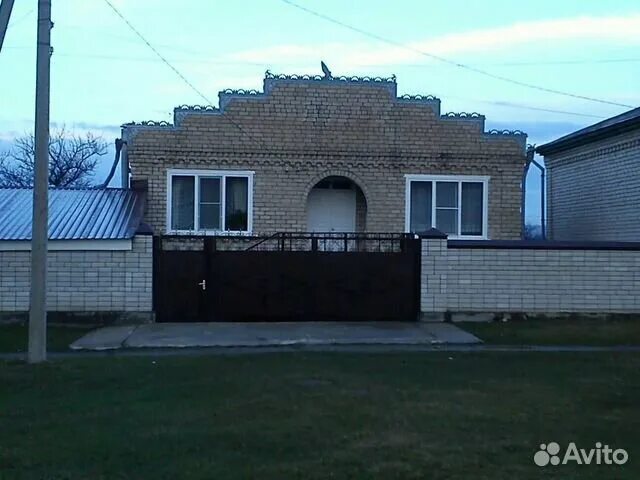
<box><xmin>167</xmin><ymin>170</ymin><xmax>253</xmax><ymax>233</ymax></box>
<box><xmin>405</xmin><ymin>175</ymin><xmax>489</xmax><ymax>238</ymax></box>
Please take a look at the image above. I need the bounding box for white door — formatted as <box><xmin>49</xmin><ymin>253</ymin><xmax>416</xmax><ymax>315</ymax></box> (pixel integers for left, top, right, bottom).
<box><xmin>307</xmin><ymin>188</ymin><xmax>356</xmax><ymax>232</ymax></box>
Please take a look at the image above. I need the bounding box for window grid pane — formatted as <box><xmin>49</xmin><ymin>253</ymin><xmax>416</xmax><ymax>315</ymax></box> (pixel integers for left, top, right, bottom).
<box><xmin>225</xmin><ymin>177</ymin><xmax>249</xmax><ymax>231</ymax></box>
<box><xmin>199</xmin><ymin>177</ymin><xmax>221</xmax><ymax>230</ymax></box>
<box><xmin>200</xmin><ymin>177</ymin><xmax>221</xmax><ymax>202</ymax></box>
<box><xmin>435</xmin><ymin>181</ymin><xmax>459</xmax><ymax>234</ymax></box>
<box><xmin>409</xmin><ymin>181</ymin><xmax>432</xmax><ymax>233</ymax></box>
<box><xmin>436</xmin><ymin>208</ymin><xmax>459</xmax><ymax>235</ymax></box>
<box><xmin>199</xmin><ymin>204</ymin><xmax>221</xmax><ymax>230</ymax></box>
<box><xmin>461</xmin><ymin>182</ymin><xmax>484</xmax><ymax>236</ymax></box>
<box><xmin>436</xmin><ymin>182</ymin><xmax>458</xmax><ymax>207</ymax></box>
<box><xmin>171</xmin><ymin>176</ymin><xmax>195</xmax><ymax>230</ymax></box>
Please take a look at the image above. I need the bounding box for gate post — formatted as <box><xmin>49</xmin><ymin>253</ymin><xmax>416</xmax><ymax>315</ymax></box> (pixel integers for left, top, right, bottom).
<box><xmin>417</xmin><ymin>229</ymin><xmax>448</xmax><ymax>318</ymax></box>
<box><xmin>152</xmin><ymin>235</ymin><xmax>162</xmax><ymax>321</ymax></box>
<box><xmin>203</xmin><ymin>237</ymin><xmax>215</xmax><ymax>321</ymax></box>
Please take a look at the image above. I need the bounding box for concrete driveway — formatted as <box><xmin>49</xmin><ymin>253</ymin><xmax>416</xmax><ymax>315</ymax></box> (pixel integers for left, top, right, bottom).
<box><xmin>70</xmin><ymin>322</ymin><xmax>481</xmax><ymax>351</ymax></box>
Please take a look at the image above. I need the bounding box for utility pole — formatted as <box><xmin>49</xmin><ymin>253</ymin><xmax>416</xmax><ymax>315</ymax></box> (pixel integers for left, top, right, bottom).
<box><xmin>0</xmin><ymin>0</ymin><xmax>16</xmax><ymax>53</ymax></box>
<box><xmin>28</xmin><ymin>0</ymin><xmax>52</xmax><ymax>364</ymax></box>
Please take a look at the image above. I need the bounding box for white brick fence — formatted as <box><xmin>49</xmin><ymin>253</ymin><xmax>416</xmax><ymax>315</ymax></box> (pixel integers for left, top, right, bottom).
<box><xmin>3</xmin><ymin>232</ymin><xmax>638</xmax><ymax>323</ymax></box>
<box><xmin>421</xmin><ymin>236</ymin><xmax>640</xmax><ymax>315</ymax></box>
<box><xmin>0</xmin><ymin>235</ymin><xmax>153</xmax><ymax>323</ymax></box>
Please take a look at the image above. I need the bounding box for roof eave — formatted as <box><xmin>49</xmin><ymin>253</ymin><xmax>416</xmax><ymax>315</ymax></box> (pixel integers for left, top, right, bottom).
<box><xmin>537</xmin><ymin>118</ymin><xmax>640</xmax><ymax>156</ymax></box>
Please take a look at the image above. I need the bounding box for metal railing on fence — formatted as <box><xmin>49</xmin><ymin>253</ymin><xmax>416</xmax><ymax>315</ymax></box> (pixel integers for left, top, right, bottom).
<box><xmin>245</xmin><ymin>232</ymin><xmax>417</xmax><ymax>252</ymax></box>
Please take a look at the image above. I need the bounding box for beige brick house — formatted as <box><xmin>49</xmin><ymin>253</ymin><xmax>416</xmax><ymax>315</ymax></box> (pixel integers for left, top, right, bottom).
<box><xmin>122</xmin><ymin>71</ymin><xmax>527</xmax><ymax>240</ymax></box>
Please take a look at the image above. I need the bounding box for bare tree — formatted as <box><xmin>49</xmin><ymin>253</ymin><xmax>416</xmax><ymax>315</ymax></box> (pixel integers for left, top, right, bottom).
<box><xmin>0</xmin><ymin>127</ymin><xmax>108</xmax><ymax>188</ymax></box>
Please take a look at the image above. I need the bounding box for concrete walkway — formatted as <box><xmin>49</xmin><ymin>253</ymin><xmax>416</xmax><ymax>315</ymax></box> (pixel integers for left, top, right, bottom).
<box><xmin>70</xmin><ymin>322</ymin><xmax>481</xmax><ymax>351</ymax></box>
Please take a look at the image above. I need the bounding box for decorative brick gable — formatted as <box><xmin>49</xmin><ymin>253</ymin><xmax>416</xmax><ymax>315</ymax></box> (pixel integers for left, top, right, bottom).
<box><xmin>123</xmin><ymin>72</ymin><xmax>526</xmax><ymax>239</ymax></box>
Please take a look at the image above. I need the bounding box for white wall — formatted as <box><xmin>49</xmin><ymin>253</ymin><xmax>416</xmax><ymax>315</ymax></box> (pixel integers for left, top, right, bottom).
<box><xmin>545</xmin><ymin>129</ymin><xmax>640</xmax><ymax>241</ymax></box>
<box><xmin>0</xmin><ymin>235</ymin><xmax>152</xmax><ymax>314</ymax></box>
<box><xmin>421</xmin><ymin>238</ymin><xmax>640</xmax><ymax>313</ymax></box>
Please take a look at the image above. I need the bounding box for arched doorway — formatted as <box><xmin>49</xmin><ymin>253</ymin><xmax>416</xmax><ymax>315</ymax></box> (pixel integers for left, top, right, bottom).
<box><xmin>306</xmin><ymin>176</ymin><xmax>367</xmax><ymax>232</ymax></box>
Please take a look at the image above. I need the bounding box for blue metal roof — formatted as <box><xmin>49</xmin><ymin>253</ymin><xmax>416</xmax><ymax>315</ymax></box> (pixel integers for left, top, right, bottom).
<box><xmin>0</xmin><ymin>188</ymin><xmax>146</xmax><ymax>241</ymax></box>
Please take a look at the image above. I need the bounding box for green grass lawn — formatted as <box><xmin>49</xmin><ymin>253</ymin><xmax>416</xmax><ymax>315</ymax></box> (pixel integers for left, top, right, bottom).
<box><xmin>461</xmin><ymin>318</ymin><xmax>640</xmax><ymax>346</ymax></box>
<box><xmin>1</xmin><ymin>352</ymin><xmax>638</xmax><ymax>479</ymax></box>
<box><xmin>0</xmin><ymin>324</ymin><xmax>92</xmax><ymax>353</ymax></box>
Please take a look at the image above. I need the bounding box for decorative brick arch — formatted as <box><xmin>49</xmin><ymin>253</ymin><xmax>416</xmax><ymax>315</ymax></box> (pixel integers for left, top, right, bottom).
<box><xmin>302</xmin><ymin>170</ymin><xmax>371</xmax><ymax>206</ymax></box>
<box><xmin>303</xmin><ymin>170</ymin><xmax>370</xmax><ymax>232</ymax></box>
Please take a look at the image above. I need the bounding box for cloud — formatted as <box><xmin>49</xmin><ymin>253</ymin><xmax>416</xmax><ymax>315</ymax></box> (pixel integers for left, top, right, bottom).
<box><xmin>49</xmin><ymin>121</ymin><xmax>121</xmax><ymax>134</ymax></box>
<box><xmin>0</xmin><ymin>131</ymin><xmax>21</xmax><ymax>143</ymax></box>
<box><xmin>228</xmin><ymin>14</ymin><xmax>640</xmax><ymax>67</ymax></box>
<box><xmin>232</xmin><ymin>45</ymin><xmax>326</xmax><ymax>63</ymax></box>
<box><xmin>149</xmin><ymin>72</ymin><xmax>267</xmax><ymax>105</ymax></box>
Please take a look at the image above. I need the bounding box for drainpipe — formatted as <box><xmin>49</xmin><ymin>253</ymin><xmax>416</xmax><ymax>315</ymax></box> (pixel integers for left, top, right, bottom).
<box><xmin>120</xmin><ymin>139</ymin><xmax>130</xmax><ymax>188</ymax></box>
<box><xmin>521</xmin><ymin>146</ymin><xmax>533</xmax><ymax>238</ymax></box>
<box><xmin>522</xmin><ymin>144</ymin><xmax>546</xmax><ymax>239</ymax></box>
<box><xmin>97</xmin><ymin>138</ymin><xmax>125</xmax><ymax>188</ymax></box>
<box><xmin>538</xmin><ymin>162</ymin><xmax>546</xmax><ymax>240</ymax></box>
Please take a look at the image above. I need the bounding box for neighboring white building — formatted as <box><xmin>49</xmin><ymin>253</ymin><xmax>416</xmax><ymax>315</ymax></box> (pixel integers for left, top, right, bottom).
<box><xmin>537</xmin><ymin>107</ymin><xmax>640</xmax><ymax>241</ymax></box>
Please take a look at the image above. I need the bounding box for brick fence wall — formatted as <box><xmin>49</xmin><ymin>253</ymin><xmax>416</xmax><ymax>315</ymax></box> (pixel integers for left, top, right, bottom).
<box><xmin>0</xmin><ymin>236</ymin><xmax>153</xmax><ymax>321</ymax></box>
<box><xmin>421</xmin><ymin>238</ymin><xmax>640</xmax><ymax>314</ymax></box>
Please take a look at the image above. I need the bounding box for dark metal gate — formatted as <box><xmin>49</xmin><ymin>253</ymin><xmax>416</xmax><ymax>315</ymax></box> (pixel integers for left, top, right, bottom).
<box><xmin>154</xmin><ymin>233</ymin><xmax>421</xmax><ymax>322</ymax></box>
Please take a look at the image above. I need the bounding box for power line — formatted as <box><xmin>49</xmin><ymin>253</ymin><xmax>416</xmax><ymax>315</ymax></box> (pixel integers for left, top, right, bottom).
<box><xmin>62</xmin><ymin>23</ymin><xmax>226</xmax><ymax>58</ymax></box>
<box><xmin>396</xmin><ymin>58</ymin><xmax>640</xmax><ymax>68</ymax></box>
<box><xmin>102</xmin><ymin>0</ymin><xmax>212</xmax><ymax>105</ymax></box>
<box><xmin>43</xmin><ymin>21</ymin><xmax>640</xmax><ymax>69</ymax></box>
<box><xmin>51</xmin><ymin>53</ymin><xmax>604</xmax><ymax>119</ymax></box>
<box><xmin>102</xmin><ymin>0</ymin><xmax>270</xmax><ymax>151</ymax></box>
<box><xmin>487</xmin><ymin>102</ymin><xmax>604</xmax><ymax>119</ymax></box>
<box><xmin>7</xmin><ymin>7</ymin><xmax>33</xmax><ymax>29</ymax></box>
<box><xmin>48</xmin><ymin>50</ymin><xmax>640</xmax><ymax>70</ymax></box>
<box><xmin>5</xmin><ymin>50</ymin><xmax>612</xmax><ymax>119</ymax></box>
<box><xmin>7</xmin><ymin>41</ymin><xmax>640</xmax><ymax>69</ymax></box>
<box><xmin>38</xmin><ymin>40</ymin><xmax>623</xmax><ymax>120</ymax></box>
<box><xmin>474</xmin><ymin>58</ymin><xmax>640</xmax><ymax>67</ymax></box>
<box><xmin>55</xmin><ymin>51</ymin><xmax>272</xmax><ymax>68</ymax></box>
<box><xmin>445</xmin><ymin>96</ymin><xmax>605</xmax><ymax>119</ymax></box>
<box><xmin>5</xmin><ymin>38</ymin><xmax>609</xmax><ymax>120</ymax></box>
<box><xmin>96</xmin><ymin>0</ymin><xmax>611</xmax><ymax>134</ymax></box>
<box><xmin>279</xmin><ymin>0</ymin><xmax>634</xmax><ymax>109</ymax></box>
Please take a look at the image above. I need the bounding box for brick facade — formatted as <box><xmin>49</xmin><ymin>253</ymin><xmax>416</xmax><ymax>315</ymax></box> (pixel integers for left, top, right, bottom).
<box><xmin>421</xmin><ymin>238</ymin><xmax>640</xmax><ymax>314</ymax></box>
<box><xmin>544</xmin><ymin>129</ymin><xmax>640</xmax><ymax>241</ymax></box>
<box><xmin>0</xmin><ymin>236</ymin><xmax>153</xmax><ymax>320</ymax></box>
<box><xmin>124</xmin><ymin>73</ymin><xmax>526</xmax><ymax>240</ymax></box>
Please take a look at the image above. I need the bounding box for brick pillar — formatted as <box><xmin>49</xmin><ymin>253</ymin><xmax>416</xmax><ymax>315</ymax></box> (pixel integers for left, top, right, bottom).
<box><xmin>419</xmin><ymin>229</ymin><xmax>448</xmax><ymax>315</ymax></box>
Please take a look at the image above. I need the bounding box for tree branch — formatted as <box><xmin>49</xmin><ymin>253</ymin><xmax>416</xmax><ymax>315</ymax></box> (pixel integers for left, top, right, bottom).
<box><xmin>0</xmin><ymin>127</ymin><xmax>109</xmax><ymax>188</ymax></box>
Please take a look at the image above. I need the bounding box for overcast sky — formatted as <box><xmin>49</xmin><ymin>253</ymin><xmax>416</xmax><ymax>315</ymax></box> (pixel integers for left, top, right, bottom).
<box><xmin>1</xmin><ymin>0</ymin><xmax>639</xmax><ymax>223</ymax></box>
